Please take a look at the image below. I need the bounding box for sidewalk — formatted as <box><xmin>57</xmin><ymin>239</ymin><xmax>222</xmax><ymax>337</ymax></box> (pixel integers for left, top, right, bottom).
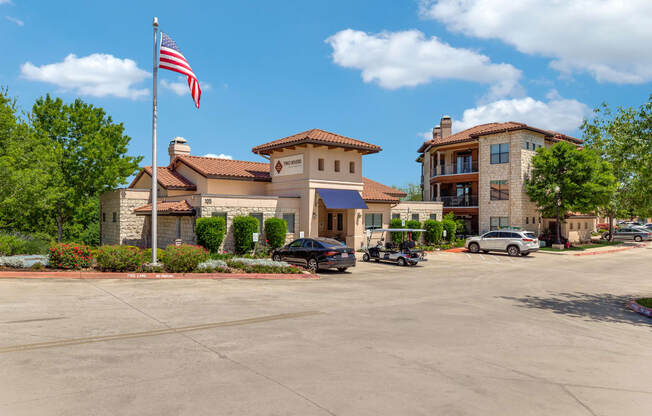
<box><xmin>537</xmin><ymin>242</ymin><xmax>646</xmax><ymax>256</ymax></box>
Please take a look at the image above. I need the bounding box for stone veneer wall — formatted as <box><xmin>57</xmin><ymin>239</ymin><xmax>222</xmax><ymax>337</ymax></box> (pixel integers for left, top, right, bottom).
<box><xmin>391</xmin><ymin>201</ymin><xmax>444</xmax><ymax>222</ymax></box>
<box><xmin>99</xmin><ymin>189</ymin><xmax>150</xmax><ymax>246</ymax></box>
<box><xmin>155</xmin><ymin>216</ymin><xmax>196</xmax><ymax>248</ymax></box>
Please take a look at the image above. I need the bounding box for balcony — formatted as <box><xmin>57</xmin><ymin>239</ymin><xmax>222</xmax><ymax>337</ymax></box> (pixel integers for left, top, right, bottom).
<box><xmin>440</xmin><ymin>195</ymin><xmax>478</xmax><ymax>207</ymax></box>
<box><xmin>431</xmin><ymin>161</ymin><xmax>478</xmax><ymax>177</ymax></box>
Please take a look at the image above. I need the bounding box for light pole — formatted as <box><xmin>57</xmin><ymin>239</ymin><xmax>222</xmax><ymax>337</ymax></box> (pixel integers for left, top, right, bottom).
<box><xmin>554</xmin><ymin>185</ymin><xmax>561</xmax><ymax>246</ymax></box>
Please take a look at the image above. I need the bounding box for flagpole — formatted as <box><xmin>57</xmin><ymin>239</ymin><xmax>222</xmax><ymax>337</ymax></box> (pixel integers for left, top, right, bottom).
<box><xmin>151</xmin><ymin>17</ymin><xmax>159</xmax><ymax>264</ymax></box>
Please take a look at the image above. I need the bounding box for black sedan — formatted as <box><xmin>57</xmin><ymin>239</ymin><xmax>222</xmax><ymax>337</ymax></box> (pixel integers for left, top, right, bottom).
<box><xmin>272</xmin><ymin>238</ymin><xmax>355</xmax><ymax>272</ymax></box>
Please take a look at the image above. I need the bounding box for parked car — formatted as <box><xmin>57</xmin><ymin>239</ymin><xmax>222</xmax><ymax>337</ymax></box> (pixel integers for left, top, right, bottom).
<box><xmin>465</xmin><ymin>229</ymin><xmax>539</xmax><ymax>256</ymax></box>
<box><xmin>271</xmin><ymin>237</ymin><xmax>355</xmax><ymax>272</ymax></box>
<box><xmin>602</xmin><ymin>226</ymin><xmax>652</xmax><ymax>242</ymax></box>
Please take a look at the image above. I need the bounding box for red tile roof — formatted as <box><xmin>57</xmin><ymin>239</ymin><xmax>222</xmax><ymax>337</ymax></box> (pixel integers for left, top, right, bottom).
<box><xmin>417</xmin><ymin>122</ymin><xmax>582</xmax><ymax>153</ymax></box>
<box><xmin>174</xmin><ymin>155</ymin><xmax>271</xmax><ymax>181</ymax></box>
<box><xmin>129</xmin><ymin>166</ymin><xmax>197</xmax><ymax>190</ymax></box>
<box><xmin>252</xmin><ymin>128</ymin><xmax>382</xmax><ymax>155</ymax></box>
<box><xmin>362</xmin><ymin>177</ymin><xmax>406</xmax><ymax>202</ymax></box>
<box><xmin>134</xmin><ymin>200</ymin><xmax>195</xmax><ymax>215</ymax></box>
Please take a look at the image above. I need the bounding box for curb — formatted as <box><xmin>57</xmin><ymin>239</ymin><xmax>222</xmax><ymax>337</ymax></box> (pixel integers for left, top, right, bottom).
<box><xmin>0</xmin><ymin>271</ymin><xmax>319</xmax><ymax>280</ymax></box>
<box><xmin>572</xmin><ymin>244</ymin><xmax>643</xmax><ymax>256</ymax></box>
<box><xmin>628</xmin><ymin>299</ymin><xmax>652</xmax><ymax>318</ymax></box>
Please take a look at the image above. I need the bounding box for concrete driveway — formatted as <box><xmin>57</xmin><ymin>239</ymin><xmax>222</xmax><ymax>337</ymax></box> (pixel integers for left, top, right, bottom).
<box><xmin>0</xmin><ymin>245</ymin><xmax>651</xmax><ymax>415</ymax></box>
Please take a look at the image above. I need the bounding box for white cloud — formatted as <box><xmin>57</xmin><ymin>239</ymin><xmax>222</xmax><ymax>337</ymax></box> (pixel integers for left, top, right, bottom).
<box><xmin>420</xmin><ymin>0</ymin><xmax>652</xmax><ymax>84</ymax></box>
<box><xmin>5</xmin><ymin>16</ymin><xmax>23</xmax><ymax>26</ymax></box>
<box><xmin>161</xmin><ymin>76</ymin><xmax>211</xmax><ymax>96</ymax></box>
<box><xmin>20</xmin><ymin>53</ymin><xmax>150</xmax><ymax>99</ymax></box>
<box><xmin>453</xmin><ymin>93</ymin><xmax>591</xmax><ymax>133</ymax></box>
<box><xmin>325</xmin><ymin>29</ymin><xmax>522</xmax><ymax>98</ymax></box>
<box><xmin>0</xmin><ymin>0</ymin><xmax>13</xmax><ymax>5</ymax></box>
<box><xmin>203</xmin><ymin>153</ymin><xmax>232</xmax><ymax>159</ymax></box>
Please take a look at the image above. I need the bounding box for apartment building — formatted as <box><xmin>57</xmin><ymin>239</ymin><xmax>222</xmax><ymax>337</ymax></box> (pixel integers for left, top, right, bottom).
<box><xmin>417</xmin><ymin>116</ymin><xmax>584</xmax><ymax>235</ymax></box>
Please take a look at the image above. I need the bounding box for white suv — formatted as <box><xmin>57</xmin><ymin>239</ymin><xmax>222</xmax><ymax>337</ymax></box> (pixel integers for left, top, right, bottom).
<box><xmin>465</xmin><ymin>230</ymin><xmax>539</xmax><ymax>256</ymax></box>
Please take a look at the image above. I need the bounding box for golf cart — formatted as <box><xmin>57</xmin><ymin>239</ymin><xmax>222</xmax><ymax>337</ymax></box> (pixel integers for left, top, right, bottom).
<box><xmin>361</xmin><ymin>228</ymin><xmax>427</xmax><ymax>266</ymax></box>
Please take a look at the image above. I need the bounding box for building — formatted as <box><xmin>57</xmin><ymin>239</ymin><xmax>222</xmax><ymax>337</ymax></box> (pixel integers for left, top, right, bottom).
<box><xmin>101</xmin><ymin>129</ymin><xmax>443</xmax><ymax>250</ymax></box>
<box><xmin>417</xmin><ymin>116</ymin><xmax>589</xmax><ymax>238</ymax></box>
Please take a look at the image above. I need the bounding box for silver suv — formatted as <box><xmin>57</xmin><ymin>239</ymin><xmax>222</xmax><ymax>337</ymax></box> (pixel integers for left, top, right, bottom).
<box><xmin>465</xmin><ymin>229</ymin><xmax>539</xmax><ymax>256</ymax></box>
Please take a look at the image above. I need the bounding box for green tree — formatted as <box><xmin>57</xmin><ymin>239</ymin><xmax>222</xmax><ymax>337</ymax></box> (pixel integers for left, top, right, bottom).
<box><xmin>30</xmin><ymin>95</ymin><xmax>142</xmax><ymax>241</ymax></box>
<box><xmin>394</xmin><ymin>183</ymin><xmax>423</xmax><ymax>201</ymax></box>
<box><xmin>389</xmin><ymin>217</ymin><xmax>404</xmax><ymax>244</ymax></box>
<box><xmin>525</xmin><ymin>141</ymin><xmax>616</xmax><ymax>244</ymax></box>
<box><xmin>581</xmin><ymin>95</ymin><xmax>652</xmax><ymax>238</ymax></box>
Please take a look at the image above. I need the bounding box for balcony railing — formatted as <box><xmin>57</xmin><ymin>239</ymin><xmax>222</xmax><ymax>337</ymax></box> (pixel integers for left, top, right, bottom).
<box><xmin>439</xmin><ymin>195</ymin><xmax>478</xmax><ymax>207</ymax></box>
<box><xmin>432</xmin><ymin>161</ymin><xmax>478</xmax><ymax>177</ymax></box>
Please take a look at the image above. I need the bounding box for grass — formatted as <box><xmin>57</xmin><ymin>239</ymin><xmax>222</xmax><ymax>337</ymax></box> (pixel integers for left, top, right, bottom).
<box><xmin>636</xmin><ymin>298</ymin><xmax>652</xmax><ymax>308</ymax></box>
<box><xmin>539</xmin><ymin>241</ymin><xmax>622</xmax><ymax>252</ymax></box>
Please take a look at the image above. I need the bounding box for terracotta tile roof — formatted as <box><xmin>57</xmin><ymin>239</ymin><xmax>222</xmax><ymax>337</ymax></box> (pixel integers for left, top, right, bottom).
<box><xmin>174</xmin><ymin>155</ymin><xmax>271</xmax><ymax>181</ymax></box>
<box><xmin>417</xmin><ymin>122</ymin><xmax>582</xmax><ymax>152</ymax></box>
<box><xmin>362</xmin><ymin>177</ymin><xmax>407</xmax><ymax>202</ymax></box>
<box><xmin>134</xmin><ymin>200</ymin><xmax>195</xmax><ymax>215</ymax></box>
<box><xmin>129</xmin><ymin>166</ymin><xmax>197</xmax><ymax>190</ymax></box>
<box><xmin>252</xmin><ymin>128</ymin><xmax>382</xmax><ymax>155</ymax></box>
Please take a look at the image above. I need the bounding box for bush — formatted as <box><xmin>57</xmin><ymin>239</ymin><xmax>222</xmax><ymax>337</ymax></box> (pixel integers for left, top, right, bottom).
<box><xmin>423</xmin><ymin>220</ymin><xmax>443</xmax><ymax>245</ymax></box>
<box><xmin>142</xmin><ymin>247</ymin><xmax>166</xmax><ymax>264</ymax></box>
<box><xmin>389</xmin><ymin>218</ymin><xmax>404</xmax><ymax>244</ymax></box>
<box><xmin>196</xmin><ymin>259</ymin><xmax>230</xmax><ymax>273</ymax></box>
<box><xmin>406</xmin><ymin>219</ymin><xmax>422</xmax><ymax>241</ymax></box>
<box><xmin>264</xmin><ymin>217</ymin><xmax>287</xmax><ymax>249</ymax></box>
<box><xmin>0</xmin><ymin>255</ymin><xmax>49</xmax><ymax>268</ymax></box>
<box><xmin>25</xmin><ymin>232</ymin><xmax>54</xmax><ymax>254</ymax></box>
<box><xmin>48</xmin><ymin>243</ymin><xmax>92</xmax><ymax>269</ymax></box>
<box><xmin>79</xmin><ymin>223</ymin><xmax>100</xmax><ymax>246</ymax></box>
<box><xmin>95</xmin><ymin>245</ymin><xmax>143</xmax><ymax>272</ymax></box>
<box><xmin>227</xmin><ymin>259</ymin><xmax>302</xmax><ymax>274</ymax></box>
<box><xmin>232</xmin><ymin>216</ymin><xmax>259</xmax><ymax>254</ymax></box>
<box><xmin>161</xmin><ymin>244</ymin><xmax>209</xmax><ymax>273</ymax></box>
<box><xmin>0</xmin><ymin>234</ymin><xmax>26</xmax><ymax>256</ymax></box>
<box><xmin>195</xmin><ymin>217</ymin><xmax>226</xmax><ymax>253</ymax></box>
<box><xmin>442</xmin><ymin>219</ymin><xmax>457</xmax><ymax>242</ymax></box>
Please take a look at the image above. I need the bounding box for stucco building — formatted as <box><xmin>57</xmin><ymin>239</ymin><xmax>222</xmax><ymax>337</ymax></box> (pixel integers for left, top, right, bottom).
<box><xmin>417</xmin><ymin>116</ymin><xmax>594</xmax><ymax>240</ymax></box>
<box><xmin>101</xmin><ymin>129</ymin><xmax>442</xmax><ymax>250</ymax></box>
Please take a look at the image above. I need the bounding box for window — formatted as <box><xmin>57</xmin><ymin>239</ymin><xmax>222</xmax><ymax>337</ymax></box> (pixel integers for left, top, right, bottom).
<box><xmin>392</xmin><ymin>213</ymin><xmax>400</xmax><ymax>219</ymax></box>
<box><xmin>211</xmin><ymin>212</ymin><xmax>227</xmax><ymax>223</ymax></box>
<box><xmin>490</xmin><ymin>143</ymin><xmax>509</xmax><ymax>164</ymax></box>
<box><xmin>429</xmin><ymin>213</ymin><xmax>437</xmax><ymax>220</ymax></box>
<box><xmin>532</xmin><ymin>217</ymin><xmax>535</xmax><ymax>224</ymax></box>
<box><xmin>283</xmin><ymin>213</ymin><xmax>295</xmax><ymax>233</ymax></box>
<box><xmin>327</xmin><ymin>213</ymin><xmax>333</xmax><ymax>230</ymax></box>
<box><xmin>525</xmin><ymin>217</ymin><xmax>529</xmax><ymax>224</ymax></box>
<box><xmin>334</xmin><ymin>160</ymin><xmax>340</xmax><ymax>172</ymax></box>
<box><xmin>411</xmin><ymin>213</ymin><xmax>419</xmax><ymax>221</ymax></box>
<box><xmin>112</xmin><ymin>212</ymin><xmax>117</xmax><ymax>223</ymax></box>
<box><xmin>490</xmin><ymin>180</ymin><xmax>509</xmax><ymax>200</ymax></box>
<box><xmin>585</xmin><ymin>222</ymin><xmax>588</xmax><ymax>230</ymax></box>
<box><xmin>483</xmin><ymin>231</ymin><xmax>500</xmax><ymax>238</ymax></box>
<box><xmin>318</xmin><ymin>158</ymin><xmax>324</xmax><ymax>171</ymax></box>
<box><xmin>570</xmin><ymin>222</ymin><xmax>574</xmax><ymax>230</ymax></box>
<box><xmin>249</xmin><ymin>213</ymin><xmax>263</xmax><ymax>233</ymax></box>
<box><xmin>523</xmin><ymin>141</ymin><xmax>530</xmax><ymax>150</ymax></box>
<box><xmin>288</xmin><ymin>239</ymin><xmax>303</xmax><ymax>248</ymax></box>
<box><xmin>102</xmin><ymin>213</ymin><xmax>106</xmax><ymax>222</ymax></box>
<box><xmin>365</xmin><ymin>213</ymin><xmax>383</xmax><ymax>229</ymax></box>
<box><xmin>490</xmin><ymin>216</ymin><xmax>509</xmax><ymax>230</ymax></box>
<box><xmin>302</xmin><ymin>239</ymin><xmax>314</xmax><ymax>249</ymax></box>
<box><xmin>337</xmin><ymin>213</ymin><xmax>343</xmax><ymax>231</ymax></box>
<box><xmin>349</xmin><ymin>161</ymin><xmax>355</xmax><ymax>174</ymax></box>
<box><xmin>176</xmin><ymin>217</ymin><xmax>181</xmax><ymax>239</ymax></box>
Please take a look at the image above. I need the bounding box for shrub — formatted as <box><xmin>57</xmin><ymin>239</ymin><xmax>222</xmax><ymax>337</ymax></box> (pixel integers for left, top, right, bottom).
<box><xmin>161</xmin><ymin>244</ymin><xmax>209</xmax><ymax>273</ymax></box>
<box><xmin>389</xmin><ymin>218</ymin><xmax>404</xmax><ymax>244</ymax></box>
<box><xmin>264</xmin><ymin>217</ymin><xmax>287</xmax><ymax>249</ymax></box>
<box><xmin>25</xmin><ymin>232</ymin><xmax>54</xmax><ymax>254</ymax></box>
<box><xmin>48</xmin><ymin>243</ymin><xmax>92</xmax><ymax>269</ymax></box>
<box><xmin>142</xmin><ymin>247</ymin><xmax>166</xmax><ymax>264</ymax></box>
<box><xmin>423</xmin><ymin>220</ymin><xmax>443</xmax><ymax>245</ymax></box>
<box><xmin>232</xmin><ymin>216</ymin><xmax>259</xmax><ymax>254</ymax></box>
<box><xmin>95</xmin><ymin>245</ymin><xmax>144</xmax><ymax>272</ymax></box>
<box><xmin>196</xmin><ymin>259</ymin><xmax>230</xmax><ymax>273</ymax></box>
<box><xmin>195</xmin><ymin>217</ymin><xmax>226</xmax><ymax>253</ymax></box>
<box><xmin>442</xmin><ymin>219</ymin><xmax>457</xmax><ymax>242</ymax></box>
<box><xmin>0</xmin><ymin>234</ymin><xmax>25</xmax><ymax>256</ymax></box>
<box><xmin>227</xmin><ymin>259</ymin><xmax>302</xmax><ymax>274</ymax></box>
<box><xmin>31</xmin><ymin>262</ymin><xmax>45</xmax><ymax>270</ymax></box>
<box><xmin>0</xmin><ymin>255</ymin><xmax>49</xmax><ymax>268</ymax></box>
<box><xmin>79</xmin><ymin>223</ymin><xmax>100</xmax><ymax>246</ymax></box>
<box><xmin>406</xmin><ymin>219</ymin><xmax>422</xmax><ymax>241</ymax></box>
<box><xmin>230</xmin><ymin>257</ymin><xmax>290</xmax><ymax>267</ymax></box>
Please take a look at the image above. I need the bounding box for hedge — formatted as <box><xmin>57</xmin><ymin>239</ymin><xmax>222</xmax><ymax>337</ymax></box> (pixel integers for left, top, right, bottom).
<box><xmin>423</xmin><ymin>220</ymin><xmax>443</xmax><ymax>245</ymax></box>
<box><xmin>0</xmin><ymin>232</ymin><xmax>53</xmax><ymax>256</ymax></box>
<box><xmin>389</xmin><ymin>218</ymin><xmax>404</xmax><ymax>244</ymax></box>
<box><xmin>161</xmin><ymin>244</ymin><xmax>209</xmax><ymax>273</ymax></box>
<box><xmin>264</xmin><ymin>217</ymin><xmax>287</xmax><ymax>249</ymax></box>
<box><xmin>232</xmin><ymin>216</ymin><xmax>259</xmax><ymax>254</ymax></box>
<box><xmin>95</xmin><ymin>245</ymin><xmax>143</xmax><ymax>272</ymax></box>
<box><xmin>195</xmin><ymin>216</ymin><xmax>226</xmax><ymax>253</ymax></box>
<box><xmin>442</xmin><ymin>219</ymin><xmax>457</xmax><ymax>242</ymax></box>
<box><xmin>406</xmin><ymin>219</ymin><xmax>422</xmax><ymax>241</ymax></box>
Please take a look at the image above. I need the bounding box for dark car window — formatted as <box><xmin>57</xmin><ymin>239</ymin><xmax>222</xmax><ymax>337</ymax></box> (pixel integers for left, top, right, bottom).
<box><xmin>302</xmin><ymin>239</ymin><xmax>314</xmax><ymax>249</ymax></box>
<box><xmin>288</xmin><ymin>239</ymin><xmax>303</xmax><ymax>248</ymax></box>
<box><xmin>316</xmin><ymin>238</ymin><xmax>345</xmax><ymax>247</ymax></box>
<box><xmin>497</xmin><ymin>232</ymin><xmax>514</xmax><ymax>238</ymax></box>
<box><xmin>483</xmin><ymin>232</ymin><xmax>499</xmax><ymax>238</ymax></box>
<box><xmin>523</xmin><ymin>232</ymin><xmax>537</xmax><ymax>239</ymax></box>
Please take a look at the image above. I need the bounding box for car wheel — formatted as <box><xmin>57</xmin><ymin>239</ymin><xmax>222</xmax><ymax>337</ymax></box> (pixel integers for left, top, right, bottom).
<box><xmin>397</xmin><ymin>257</ymin><xmax>407</xmax><ymax>267</ymax></box>
<box><xmin>307</xmin><ymin>257</ymin><xmax>318</xmax><ymax>271</ymax></box>
<box><xmin>362</xmin><ymin>253</ymin><xmax>370</xmax><ymax>262</ymax></box>
<box><xmin>272</xmin><ymin>254</ymin><xmax>282</xmax><ymax>262</ymax></box>
<box><xmin>602</xmin><ymin>233</ymin><xmax>610</xmax><ymax>240</ymax></box>
<box><xmin>634</xmin><ymin>235</ymin><xmax>642</xmax><ymax>242</ymax></box>
<box><xmin>337</xmin><ymin>267</ymin><xmax>348</xmax><ymax>272</ymax></box>
<box><xmin>468</xmin><ymin>243</ymin><xmax>480</xmax><ymax>253</ymax></box>
<box><xmin>507</xmin><ymin>245</ymin><xmax>520</xmax><ymax>257</ymax></box>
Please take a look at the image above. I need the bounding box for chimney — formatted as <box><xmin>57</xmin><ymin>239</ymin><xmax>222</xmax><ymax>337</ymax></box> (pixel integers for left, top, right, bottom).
<box><xmin>440</xmin><ymin>115</ymin><xmax>452</xmax><ymax>139</ymax></box>
<box><xmin>168</xmin><ymin>137</ymin><xmax>190</xmax><ymax>163</ymax></box>
<box><xmin>432</xmin><ymin>125</ymin><xmax>441</xmax><ymax>141</ymax></box>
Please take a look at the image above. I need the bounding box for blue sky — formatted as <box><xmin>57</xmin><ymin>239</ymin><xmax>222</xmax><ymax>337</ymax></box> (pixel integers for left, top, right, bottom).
<box><xmin>2</xmin><ymin>0</ymin><xmax>650</xmax><ymax>186</ymax></box>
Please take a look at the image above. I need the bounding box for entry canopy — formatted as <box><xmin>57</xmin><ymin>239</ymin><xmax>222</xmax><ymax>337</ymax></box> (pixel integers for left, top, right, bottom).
<box><xmin>317</xmin><ymin>188</ymin><xmax>368</xmax><ymax>209</ymax></box>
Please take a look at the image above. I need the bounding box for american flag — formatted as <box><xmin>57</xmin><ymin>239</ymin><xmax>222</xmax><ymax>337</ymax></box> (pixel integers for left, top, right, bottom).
<box><xmin>159</xmin><ymin>32</ymin><xmax>201</xmax><ymax>108</ymax></box>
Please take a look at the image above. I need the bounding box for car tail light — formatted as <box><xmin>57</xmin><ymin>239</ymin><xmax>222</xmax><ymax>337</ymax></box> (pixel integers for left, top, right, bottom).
<box><xmin>324</xmin><ymin>251</ymin><xmax>339</xmax><ymax>256</ymax></box>
<box><xmin>522</xmin><ymin>238</ymin><xmax>534</xmax><ymax>242</ymax></box>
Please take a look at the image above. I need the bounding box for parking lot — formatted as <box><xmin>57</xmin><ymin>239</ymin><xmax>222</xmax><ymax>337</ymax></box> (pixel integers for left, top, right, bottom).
<box><xmin>1</xmin><ymin>245</ymin><xmax>651</xmax><ymax>415</ymax></box>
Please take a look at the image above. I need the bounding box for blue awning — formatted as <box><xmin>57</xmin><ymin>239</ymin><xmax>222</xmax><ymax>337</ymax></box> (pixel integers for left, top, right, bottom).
<box><xmin>317</xmin><ymin>188</ymin><xmax>368</xmax><ymax>209</ymax></box>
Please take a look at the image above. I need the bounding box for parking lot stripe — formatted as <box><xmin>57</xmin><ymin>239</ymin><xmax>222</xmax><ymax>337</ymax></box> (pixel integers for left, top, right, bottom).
<box><xmin>0</xmin><ymin>311</ymin><xmax>322</xmax><ymax>354</ymax></box>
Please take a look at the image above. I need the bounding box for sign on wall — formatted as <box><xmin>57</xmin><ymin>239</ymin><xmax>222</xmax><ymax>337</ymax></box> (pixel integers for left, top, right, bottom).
<box><xmin>272</xmin><ymin>154</ymin><xmax>304</xmax><ymax>176</ymax></box>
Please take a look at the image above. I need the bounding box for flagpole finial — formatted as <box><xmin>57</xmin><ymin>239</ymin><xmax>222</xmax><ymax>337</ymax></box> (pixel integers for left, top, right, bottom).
<box><xmin>153</xmin><ymin>17</ymin><xmax>159</xmax><ymax>27</ymax></box>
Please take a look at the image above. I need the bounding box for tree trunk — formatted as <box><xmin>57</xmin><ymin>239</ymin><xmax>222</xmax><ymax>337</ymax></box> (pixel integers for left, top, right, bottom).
<box><xmin>608</xmin><ymin>210</ymin><xmax>615</xmax><ymax>242</ymax></box>
<box><xmin>56</xmin><ymin>205</ymin><xmax>63</xmax><ymax>242</ymax></box>
<box><xmin>555</xmin><ymin>204</ymin><xmax>561</xmax><ymax>245</ymax></box>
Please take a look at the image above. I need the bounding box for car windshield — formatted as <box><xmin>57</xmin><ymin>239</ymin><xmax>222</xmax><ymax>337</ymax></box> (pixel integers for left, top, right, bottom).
<box><xmin>316</xmin><ymin>238</ymin><xmax>345</xmax><ymax>247</ymax></box>
<box><xmin>523</xmin><ymin>232</ymin><xmax>537</xmax><ymax>239</ymax></box>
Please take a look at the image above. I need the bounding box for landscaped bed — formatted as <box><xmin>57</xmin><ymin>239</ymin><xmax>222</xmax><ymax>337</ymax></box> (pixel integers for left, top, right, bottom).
<box><xmin>539</xmin><ymin>241</ymin><xmax>622</xmax><ymax>252</ymax></box>
<box><xmin>628</xmin><ymin>298</ymin><xmax>652</xmax><ymax>318</ymax></box>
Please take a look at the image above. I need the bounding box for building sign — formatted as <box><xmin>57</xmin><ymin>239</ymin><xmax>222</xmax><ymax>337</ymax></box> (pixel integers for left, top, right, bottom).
<box><xmin>272</xmin><ymin>154</ymin><xmax>303</xmax><ymax>176</ymax></box>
